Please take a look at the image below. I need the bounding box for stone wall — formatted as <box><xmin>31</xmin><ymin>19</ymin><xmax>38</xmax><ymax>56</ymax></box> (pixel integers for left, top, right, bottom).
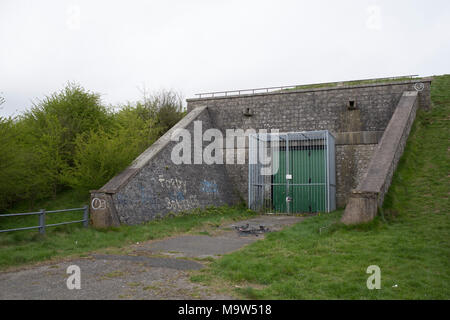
<box><xmin>187</xmin><ymin>80</ymin><xmax>431</xmax><ymax>133</ymax></box>
<box><xmin>90</xmin><ymin>106</ymin><xmax>239</xmax><ymax>226</ymax></box>
<box><xmin>91</xmin><ymin>78</ymin><xmax>431</xmax><ymax>227</ymax></box>
<box><xmin>335</xmin><ymin>144</ymin><xmax>377</xmax><ymax>208</ymax></box>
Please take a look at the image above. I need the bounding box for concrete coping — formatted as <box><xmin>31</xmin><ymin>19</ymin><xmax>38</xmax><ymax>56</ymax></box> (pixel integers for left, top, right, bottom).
<box><xmin>96</xmin><ymin>106</ymin><xmax>208</xmax><ymax>194</ymax></box>
<box><xmin>356</xmin><ymin>91</ymin><xmax>418</xmax><ymax>197</ymax></box>
<box><xmin>186</xmin><ymin>78</ymin><xmax>432</xmax><ymax>102</ymax></box>
<box><xmin>341</xmin><ymin>91</ymin><xmax>420</xmax><ymax>225</ymax></box>
<box><xmin>349</xmin><ymin>189</ymin><xmax>378</xmax><ymax>198</ymax></box>
<box><xmin>130</xmin><ymin>106</ymin><xmax>207</xmax><ymax>169</ymax></box>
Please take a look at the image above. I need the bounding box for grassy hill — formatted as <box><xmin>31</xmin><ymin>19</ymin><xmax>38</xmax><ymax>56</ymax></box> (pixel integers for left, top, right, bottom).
<box><xmin>191</xmin><ymin>74</ymin><xmax>450</xmax><ymax>299</ymax></box>
<box><xmin>0</xmin><ymin>75</ymin><xmax>448</xmax><ymax>300</ymax></box>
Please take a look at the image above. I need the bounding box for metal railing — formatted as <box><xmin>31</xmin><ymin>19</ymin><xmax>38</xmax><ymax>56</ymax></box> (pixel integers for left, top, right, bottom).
<box><xmin>0</xmin><ymin>206</ymin><xmax>89</xmax><ymax>234</ymax></box>
<box><xmin>194</xmin><ymin>75</ymin><xmax>419</xmax><ymax>99</ymax></box>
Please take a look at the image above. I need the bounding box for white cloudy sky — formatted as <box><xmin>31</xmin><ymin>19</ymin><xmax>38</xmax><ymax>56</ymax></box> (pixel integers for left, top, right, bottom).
<box><xmin>1</xmin><ymin>0</ymin><xmax>449</xmax><ymax>116</ymax></box>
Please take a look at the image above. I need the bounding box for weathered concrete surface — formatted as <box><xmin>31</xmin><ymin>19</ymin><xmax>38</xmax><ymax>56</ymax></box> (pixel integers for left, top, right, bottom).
<box><xmin>0</xmin><ymin>258</ymin><xmax>219</xmax><ymax>300</ymax></box>
<box><xmin>341</xmin><ymin>91</ymin><xmax>419</xmax><ymax>224</ymax></box>
<box><xmin>138</xmin><ymin>215</ymin><xmax>302</xmax><ymax>259</ymax></box>
<box><xmin>340</xmin><ymin>191</ymin><xmax>378</xmax><ymax>224</ymax></box>
<box><xmin>0</xmin><ymin>215</ymin><xmax>302</xmax><ymax>300</ymax></box>
<box><xmin>92</xmin><ymin>255</ymin><xmax>204</xmax><ymax>270</ymax></box>
<box><xmin>141</xmin><ymin>235</ymin><xmax>257</xmax><ymax>259</ymax></box>
<box><xmin>89</xmin><ymin>192</ymin><xmax>120</xmax><ymax>228</ymax></box>
<box><xmin>91</xmin><ymin>78</ymin><xmax>432</xmax><ymax>227</ymax></box>
<box><xmin>334</xmin><ymin>131</ymin><xmax>384</xmax><ymax>145</ymax></box>
<box><xmin>91</xmin><ymin>106</ymin><xmax>240</xmax><ymax>227</ymax></box>
<box><xmin>335</xmin><ymin>144</ymin><xmax>377</xmax><ymax>207</ymax></box>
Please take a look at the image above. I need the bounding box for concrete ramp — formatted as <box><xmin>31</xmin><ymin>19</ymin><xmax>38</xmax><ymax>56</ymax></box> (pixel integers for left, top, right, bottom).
<box><xmin>341</xmin><ymin>91</ymin><xmax>419</xmax><ymax>224</ymax></box>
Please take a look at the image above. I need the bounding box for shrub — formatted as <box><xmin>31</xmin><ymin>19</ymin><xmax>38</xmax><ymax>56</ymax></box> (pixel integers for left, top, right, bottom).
<box><xmin>0</xmin><ymin>117</ymin><xmax>28</xmax><ymax>209</ymax></box>
<box><xmin>20</xmin><ymin>83</ymin><xmax>113</xmax><ymax>166</ymax></box>
<box><xmin>0</xmin><ymin>85</ymin><xmax>185</xmax><ymax>210</ymax></box>
<box><xmin>64</xmin><ymin>129</ymin><xmax>139</xmax><ymax>191</ymax></box>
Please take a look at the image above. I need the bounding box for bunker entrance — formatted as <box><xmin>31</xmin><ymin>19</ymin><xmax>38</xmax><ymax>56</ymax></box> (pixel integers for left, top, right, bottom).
<box><xmin>248</xmin><ymin>131</ymin><xmax>336</xmax><ymax>214</ymax></box>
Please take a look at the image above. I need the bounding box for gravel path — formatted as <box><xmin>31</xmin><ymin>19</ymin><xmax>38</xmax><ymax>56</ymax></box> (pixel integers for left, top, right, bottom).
<box><xmin>0</xmin><ymin>215</ymin><xmax>303</xmax><ymax>300</ymax></box>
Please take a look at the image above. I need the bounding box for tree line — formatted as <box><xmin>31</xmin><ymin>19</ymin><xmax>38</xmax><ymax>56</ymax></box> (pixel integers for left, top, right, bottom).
<box><xmin>0</xmin><ymin>83</ymin><xmax>185</xmax><ymax>211</ymax></box>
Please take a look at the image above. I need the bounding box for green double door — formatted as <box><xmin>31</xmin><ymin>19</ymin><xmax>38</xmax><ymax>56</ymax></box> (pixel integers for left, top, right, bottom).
<box><xmin>272</xmin><ymin>147</ymin><xmax>326</xmax><ymax>213</ymax></box>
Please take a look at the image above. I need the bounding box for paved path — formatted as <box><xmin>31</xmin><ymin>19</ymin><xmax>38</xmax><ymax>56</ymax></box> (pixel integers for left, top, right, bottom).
<box><xmin>0</xmin><ymin>215</ymin><xmax>302</xmax><ymax>300</ymax></box>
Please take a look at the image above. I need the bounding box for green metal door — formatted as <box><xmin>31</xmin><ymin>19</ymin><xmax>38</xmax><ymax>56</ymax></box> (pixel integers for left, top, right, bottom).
<box><xmin>272</xmin><ymin>147</ymin><xmax>326</xmax><ymax>213</ymax></box>
<box><xmin>272</xmin><ymin>150</ymin><xmax>287</xmax><ymax>213</ymax></box>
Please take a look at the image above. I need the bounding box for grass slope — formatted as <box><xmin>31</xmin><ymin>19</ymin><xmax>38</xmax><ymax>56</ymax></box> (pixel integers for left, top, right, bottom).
<box><xmin>192</xmin><ymin>75</ymin><xmax>450</xmax><ymax>299</ymax></box>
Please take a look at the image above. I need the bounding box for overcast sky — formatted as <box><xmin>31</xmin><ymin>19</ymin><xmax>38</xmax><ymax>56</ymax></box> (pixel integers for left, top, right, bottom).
<box><xmin>1</xmin><ymin>0</ymin><xmax>449</xmax><ymax>116</ymax></box>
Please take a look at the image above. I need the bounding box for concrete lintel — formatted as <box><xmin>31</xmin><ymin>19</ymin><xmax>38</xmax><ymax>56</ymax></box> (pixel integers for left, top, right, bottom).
<box><xmin>218</xmin><ymin>130</ymin><xmax>382</xmax><ymax>149</ymax></box>
<box><xmin>334</xmin><ymin>131</ymin><xmax>383</xmax><ymax>145</ymax></box>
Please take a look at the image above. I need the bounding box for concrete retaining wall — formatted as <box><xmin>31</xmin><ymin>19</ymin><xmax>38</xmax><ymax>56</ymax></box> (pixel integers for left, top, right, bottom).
<box><xmin>341</xmin><ymin>91</ymin><xmax>420</xmax><ymax>224</ymax></box>
<box><xmin>187</xmin><ymin>79</ymin><xmax>431</xmax><ymax>208</ymax></box>
<box><xmin>90</xmin><ymin>106</ymin><xmax>239</xmax><ymax>227</ymax></box>
<box><xmin>91</xmin><ymin>78</ymin><xmax>431</xmax><ymax>227</ymax></box>
<box><xmin>187</xmin><ymin>80</ymin><xmax>431</xmax><ymax>132</ymax></box>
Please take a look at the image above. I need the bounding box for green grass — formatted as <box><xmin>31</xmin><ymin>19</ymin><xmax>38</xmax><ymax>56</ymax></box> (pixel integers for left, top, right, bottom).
<box><xmin>1</xmin><ymin>74</ymin><xmax>448</xmax><ymax>299</ymax></box>
<box><xmin>192</xmin><ymin>74</ymin><xmax>450</xmax><ymax>299</ymax></box>
<box><xmin>0</xmin><ymin>189</ymin><xmax>89</xmax><ymax>233</ymax></box>
<box><xmin>0</xmin><ymin>202</ymin><xmax>256</xmax><ymax>270</ymax></box>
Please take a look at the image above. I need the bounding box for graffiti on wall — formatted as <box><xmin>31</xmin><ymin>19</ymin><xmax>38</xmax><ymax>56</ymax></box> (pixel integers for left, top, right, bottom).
<box><xmin>201</xmin><ymin>180</ymin><xmax>218</xmax><ymax>194</ymax></box>
<box><xmin>91</xmin><ymin>197</ymin><xmax>106</xmax><ymax>210</ymax></box>
<box><xmin>114</xmin><ymin>177</ymin><xmax>219</xmax><ymax>213</ymax></box>
<box><xmin>158</xmin><ymin>177</ymin><xmax>199</xmax><ymax>211</ymax></box>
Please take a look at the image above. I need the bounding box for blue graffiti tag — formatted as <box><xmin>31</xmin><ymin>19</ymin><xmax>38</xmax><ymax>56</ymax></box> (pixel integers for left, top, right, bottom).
<box><xmin>169</xmin><ymin>191</ymin><xmax>185</xmax><ymax>201</ymax></box>
<box><xmin>139</xmin><ymin>185</ymin><xmax>159</xmax><ymax>205</ymax></box>
<box><xmin>201</xmin><ymin>180</ymin><xmax>218</xmax><ymax>193</ymax></box>
<box><xmin>116</xmin><ymin>193</ymin><xmax>128</xmax><ymax>206</ymax></box>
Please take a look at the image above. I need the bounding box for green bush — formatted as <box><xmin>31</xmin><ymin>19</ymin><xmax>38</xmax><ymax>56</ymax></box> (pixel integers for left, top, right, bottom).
<box><xmin>151</xmin><ymin>90</ymin><xmax>185</xmax><ymax>136</ymax></box>
<box><xmin>0</xmin><ymin>117</ymin><xmax>29</xmax><ymax>210</ymax></box>
<box><xmin>20</xmin><ymin>83</ymin><xmax>113</xmax><ymax>165</ymax></box>
<box><xmin>65</xmin><ymin>129</ymin><xmax>138</xmax><ymax>191</ymax></box>
<box><xmin>0</xmin><ymin>84</ymin><xmax>185</xmax><ymax>211</ymax></box>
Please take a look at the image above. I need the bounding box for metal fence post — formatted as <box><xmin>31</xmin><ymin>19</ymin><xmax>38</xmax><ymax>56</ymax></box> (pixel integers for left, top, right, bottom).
<box><xmin>39</xmin><ymin>209</ymin><xmax>46</xmax><ymax>234</ymax></box>
<box><xmin>83</xmin><ymin>205</ymin><xmax>89</xmax><ymax>228</ymax></box>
